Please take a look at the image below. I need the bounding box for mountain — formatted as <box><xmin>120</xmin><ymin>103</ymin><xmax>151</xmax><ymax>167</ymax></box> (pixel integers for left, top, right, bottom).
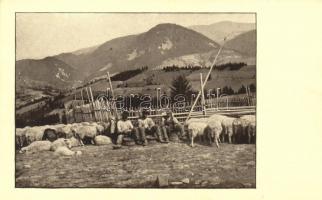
<box><xmin>16</xmin><ymin>57</ymin><xmax>83</xmax><ymax>89</ymax></box>
<box><xmin>225</xmin><ymin>30</ymin><xmax>256</xmax><ymax>56</ymax></box>
<box><xmin>56</xmin><ymin>23</ymin><xmax>221</xmax><ymax>81</ymax></box>
<box><xmin>189</xmin><ymin>21</ymin><xmax>255</xmax><ymax>44</ymax></box>
<box><xmin>16</xmin><ymin>23</ymin><xmax>254</xmax><ymax>90</ymax></box>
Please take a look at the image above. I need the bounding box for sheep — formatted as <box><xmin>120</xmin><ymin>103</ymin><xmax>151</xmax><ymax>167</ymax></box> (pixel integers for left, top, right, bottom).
<box><xmin>221</xmin><ymin>117</ymin><xmax>236</xmax><ymax>144</ymax></box>
<box><xmin>50</xmin><ymin>136</ymin><xmax>82</xmax><ymax>151</ymax></box>
<box><xmin>25</xmin><ymin>126</ymin><xmax>50</xmax><ymax>145</ymax></box>
<box><xmin>19</xmin><ymin>141</ymin><xmax>52</xmax><ymax>153</ymax></box>
<box><xmin>16</xmin><ymin>127</ymin><xmax>29</xmax><ymax>149</ymax></box>
<box><xmin>54</xmin><ymin>146</ymin><xmax>82</xmax><ymax>156</ymax></box>
<box><xmin>247</xmin><ymin>121</ymin><xmax>256</xmax><ymax>144</ymax></box>
<box><xmin>232</xmin><ymin>118</ymin><xmax>250</xmax><ymax>144</ymax></box>
<box><xmin>66</xmin><ymin>136</ymin><xmax>82</xmax><ymax>148</ymax></box>
<box><xmin>206</xmin><ymin>120</ymin><xmax>223</xmax><ymax>148</ymax></box>
<box><xmin>94</xmin><ymin>135</ymin><xmax>112</xmax><ymax>146</ymax></box>
<box><xmin>42</xmin><ymin>128</ymin><xmax>57</xmax><ymax>142</ymax></box>
<box><xmin>187</xmin><ymin>121</ymin><xmax>208</xmax><ymax>147</ymax></box>
<box><xmin>56</xmin><ymin>124</ymin><xmax>75</xmax><ymax>139</ymax></box>
<box><xmin>240</xmin><ymin>115</ymin><xmax>256</xmax><ymax>123</ymax></box>
<box><xmin>71</xmin><ymin>125</ymin><xmax>98</xmax><ymax>146</ymax></box>
<box><xmin>50</xmin><ymin>138</ymin><xmax>69</xmax><ymax>151</ymax></box>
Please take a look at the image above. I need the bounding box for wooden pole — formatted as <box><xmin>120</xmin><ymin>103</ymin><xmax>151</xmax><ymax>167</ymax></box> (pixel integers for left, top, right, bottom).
<box><xmin>88</xmin><ymin>87</ymin><xmax>97</xmax><ymax>121</ymax></box>
<box><xmin>80</xmin><ymin>89</ymin><xmax>84</xmax><ymax>105</ymax></box>
<box><xmin>185</xmin><ymin>44</ymin><xmax>224</xmax><ymax>122</ymax></box>
<box><xmin>200</xmin><ymin>73</ymin><xmax>206</xmax><ymax>116</ymax></box>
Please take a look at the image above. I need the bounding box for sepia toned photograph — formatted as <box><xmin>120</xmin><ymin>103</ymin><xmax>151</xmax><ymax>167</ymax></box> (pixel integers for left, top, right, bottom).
<box><xmin>15</xmin><ymin>12</ymin><xmax>256</xmax><ymax>188</ymax></box>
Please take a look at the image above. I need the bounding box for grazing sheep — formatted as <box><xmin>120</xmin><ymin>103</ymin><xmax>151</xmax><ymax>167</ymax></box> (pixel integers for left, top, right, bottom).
<box><xmin>232</xmin><ymin>118</ymin><xmax>250</xmax><ymax>144</ymax></box>
<box><xmin>42</xmin><ymin>128</ymin><xmax>57</xmax><ymax>142</ymax></box>
<box><xmin>240</xmin><ymin>115</ymin><xmax>256</xmax><ymax>123</ymax></box>
<box><xmin>221</xmin><ymin>117</ymin><xmax>236</xmax><ymax>144</ymax></box>
<box><xmin>247</xmin><ymin>121</ymin><xmax>256</xmax><ymax>144</ymax></box>
<box><xmin>19</xmin><ymin>141</ymin><xmax>52</xmax><ymax>153</ymax></box>
<box><xmin>54</xmin><ymin>146</ymin><xmax>82</xmax><ymax>156</ymax></box>
<box><xmin>206</xmin><ymin>120</ymin><xmax>223</xmax><ymax>148</ymax></box>
<box><xmin>187</xmin><ymin>121</ymin><xmax>208</xmax><ymax>147</ymax></box>
<box><xmin>71</xmin><ymin>125</ymin><xmax>98</xmax><ymax>145</ymax></box>
<box><xmin>94</xmin><ymin>135</ymin><xmax>112</xmax><ymax>145</ymax></box>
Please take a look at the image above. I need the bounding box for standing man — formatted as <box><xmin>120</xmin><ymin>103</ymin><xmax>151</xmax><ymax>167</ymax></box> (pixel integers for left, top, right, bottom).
<box><xmin>161</xmin><ymin>111</ymin><xmax>185</xmax><ymax>140</ymax></box>
<box><xmin>115</xmin><ymin>111</ymin><xmax>137</xmax><ymax>149</ymax></box>
<box><xmin>137</xmin><ymin>109</ymin><xmax>169</xmax><ymax>145</ymax></box>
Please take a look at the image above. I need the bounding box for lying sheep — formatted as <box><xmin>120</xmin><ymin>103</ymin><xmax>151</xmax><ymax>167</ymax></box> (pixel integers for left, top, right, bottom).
<box><xmin>19</xmin><ymin>140</ymin><xmax>52</xmax><ymax>153</ymax></box>
<box><xmin>50</xmin><ymin>138</ymin><xmax>69</xmax><ymax>151</ymax></box>
<box><xmin>42</xmin><ymin>128</ymin><xmax>57</xmax><ymax>142</ymax></box>
<box><xmin>187</xmin><ymin>121</ymin><xmax>208</xmax><ymax>147</ymax></box>
<box><xmin>54</xmin><ymin>146</ymin><xmax>82</xmax><ymax>156</ymax></box>
<box><xmin>71</xmin><ymin>125</ymin><xmax>98</xmax><ymax>146</ymax></box>
<box><xmin>94</xmin><ymin>135</ymin><xmax>112</xmax><ymax>145</ymax></box>
<box><xmin>51</xmin><ymin>137</ymin><xmax>82</xmax><ymax>151</ymax></box>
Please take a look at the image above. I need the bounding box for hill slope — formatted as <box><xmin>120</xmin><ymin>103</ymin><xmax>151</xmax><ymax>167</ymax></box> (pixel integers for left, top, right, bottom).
<box><xmin>225</xmin><ymin>30</ymin><xmax>256</xmax><ymax>56</ymax></box>
<box><xmin>16</xmin><ymin>57</ymin><xmax>83</xmax><ymax>89</ymax></box>
<box><xmin>190</xmin><ymin>21</ymin><xmax>255</xmax><ymax>44</ymax></box>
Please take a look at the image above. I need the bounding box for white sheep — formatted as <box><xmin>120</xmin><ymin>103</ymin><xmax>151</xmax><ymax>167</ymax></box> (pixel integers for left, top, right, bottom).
<box><xmin>19</xmin><ymin>140</ymin><xmax>52</xmax><ymax>153</ymax></box>
<box><xmin>24</xmin><ymin>126</ymin><xmax>50</xmax><ymax>145</ymax></box>
<box><xmin>240</xmin><ymin>115</ymin><xmax>255</xmax><ymax>122</ymax></box>
<box><xmin>221</xmin><ymin>117</ymin><xmax>236</xmax><ymax>144</ymax></box>
<box><xmin>71</xmin><ymin>125</ymin><xmax>98</xmax><ymax>145</ymax></box>
<box><xmin>54</xmin><ymin>146</ymin><xmax>82</xmax><ymax>156</ymax></box>
<box><xmin>50</xmin><ymin>138</ymin><xmax>69</xmax><ymax>151</ymax></box>
<box><xmin>56</xmin><ymin>124</ymin><xmax>75</xmax><ymax>138</ymax></box>
<box><xmin>94</xmin><ymin>135</ymin><xmax>112</xmax><ymax>145</ymax></box>
<box><xmin>187</xmin><ymin>121</ymin><xmax>208</xmax><ymax>147</ymax></box>
<box><xmin>207</xmin><ymin>120</ymin><xmax>223</xmax><ymax>148</ymax></box>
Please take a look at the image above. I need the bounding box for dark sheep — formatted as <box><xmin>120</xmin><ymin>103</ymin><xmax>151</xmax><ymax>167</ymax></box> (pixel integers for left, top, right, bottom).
<box><xmin>42</xmin><ymin>128</ymin><xmax>57</xmax><ymax>142</ymax></box>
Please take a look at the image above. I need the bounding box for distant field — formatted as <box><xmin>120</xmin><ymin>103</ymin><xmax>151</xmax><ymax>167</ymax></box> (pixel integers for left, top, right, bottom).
<box><xmin>16</xmin><ymin>142</ymin><xmax>255</xmax><ymax>188</ymax></box>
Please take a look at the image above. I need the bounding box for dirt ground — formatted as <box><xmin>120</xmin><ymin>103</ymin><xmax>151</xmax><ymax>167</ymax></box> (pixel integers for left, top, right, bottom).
<box><xmin>15</xmin><ymin>141</ymin><xmax>256</xmax><ymax>188</ymax></box>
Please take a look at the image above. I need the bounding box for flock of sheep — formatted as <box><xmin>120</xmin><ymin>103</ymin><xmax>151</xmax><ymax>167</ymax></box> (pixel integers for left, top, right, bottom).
<box><xmin>16</xmin><ymin>121</ymin><xmax>113</xmax><ymax>156</ymax></box>
<box><xmin>15</xmin><ymin>114</ymin><xmax>256</xmax><ymax>155</ymax></box>
<box><xmin>185</xmin><ymin>114</ymin><xmax>256</xmax><ymax>147</ymax></box>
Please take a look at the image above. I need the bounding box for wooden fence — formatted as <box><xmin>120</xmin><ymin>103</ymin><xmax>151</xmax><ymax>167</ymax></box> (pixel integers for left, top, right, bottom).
<box><xmin>65</xmin><ymin>94</ymin><xmax>256</xmax><ymax>124</ymax></box>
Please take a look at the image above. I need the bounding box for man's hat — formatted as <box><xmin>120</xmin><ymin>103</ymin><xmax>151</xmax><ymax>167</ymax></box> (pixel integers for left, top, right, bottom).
<box><xmin>122</xmin><ymin>110</ymin><xmax>129</xmax><ymax>118</ymax></box>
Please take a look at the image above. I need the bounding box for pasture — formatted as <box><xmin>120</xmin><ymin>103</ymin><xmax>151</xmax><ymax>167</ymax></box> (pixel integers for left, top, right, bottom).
<box><xmin>15</xmin><ymin>142</ymin><xmax>256</xmax><ymax>188</ymax></box>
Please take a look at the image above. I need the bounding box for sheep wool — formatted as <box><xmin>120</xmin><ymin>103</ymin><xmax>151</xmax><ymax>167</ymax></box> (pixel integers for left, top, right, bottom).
<box><xmin>20</xmin><ymin>141</ymin><xmax>52</xmax><ymax>153</ymax></box>
<box><xmin>94</xmin><ymin>135</ymin><xmax>112</xmax><ymax>145</ymax></box>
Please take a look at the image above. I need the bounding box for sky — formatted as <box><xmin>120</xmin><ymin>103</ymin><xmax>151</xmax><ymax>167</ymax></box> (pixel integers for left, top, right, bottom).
<box><xmin>16</xmin><ymin>13</ymin><xmax>255</xmax><ymax>60</ymax></box>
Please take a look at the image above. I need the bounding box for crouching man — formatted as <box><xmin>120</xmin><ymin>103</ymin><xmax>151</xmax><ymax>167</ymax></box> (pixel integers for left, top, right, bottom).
<box><xmin>115</xmin><ymin>111</ymin><xmax>137</xmax><ymax>149</ymax></box>
<box><xmin>161</xmin><ymin>111</ymin><xmax>185</xmax><ymax>140</ymax></box>
<box><xmin>137</xmin><ymin>110</ymin><xmax>169</xmax><ymax>145</ymax></box>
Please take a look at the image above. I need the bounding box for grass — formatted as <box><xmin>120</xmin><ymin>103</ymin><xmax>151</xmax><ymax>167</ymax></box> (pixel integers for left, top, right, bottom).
<box><xmin>16</xmin><ymin>141</ymin><xmax>256</xmax><ymax>188</ymax></box>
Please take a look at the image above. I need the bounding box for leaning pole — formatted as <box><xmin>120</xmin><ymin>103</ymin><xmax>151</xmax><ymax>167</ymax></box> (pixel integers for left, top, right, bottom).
<box><xmin>185</xmin><ymin>41</ymin><xmax>226</xmax><ymax>122</ymax></box>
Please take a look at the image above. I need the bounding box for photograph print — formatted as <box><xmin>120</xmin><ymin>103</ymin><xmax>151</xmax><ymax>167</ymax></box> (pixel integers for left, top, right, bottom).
<box><xmin>15</xmin><ymin>12</ymin><xmax>256</xmax><ymax>188</ymax></box>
